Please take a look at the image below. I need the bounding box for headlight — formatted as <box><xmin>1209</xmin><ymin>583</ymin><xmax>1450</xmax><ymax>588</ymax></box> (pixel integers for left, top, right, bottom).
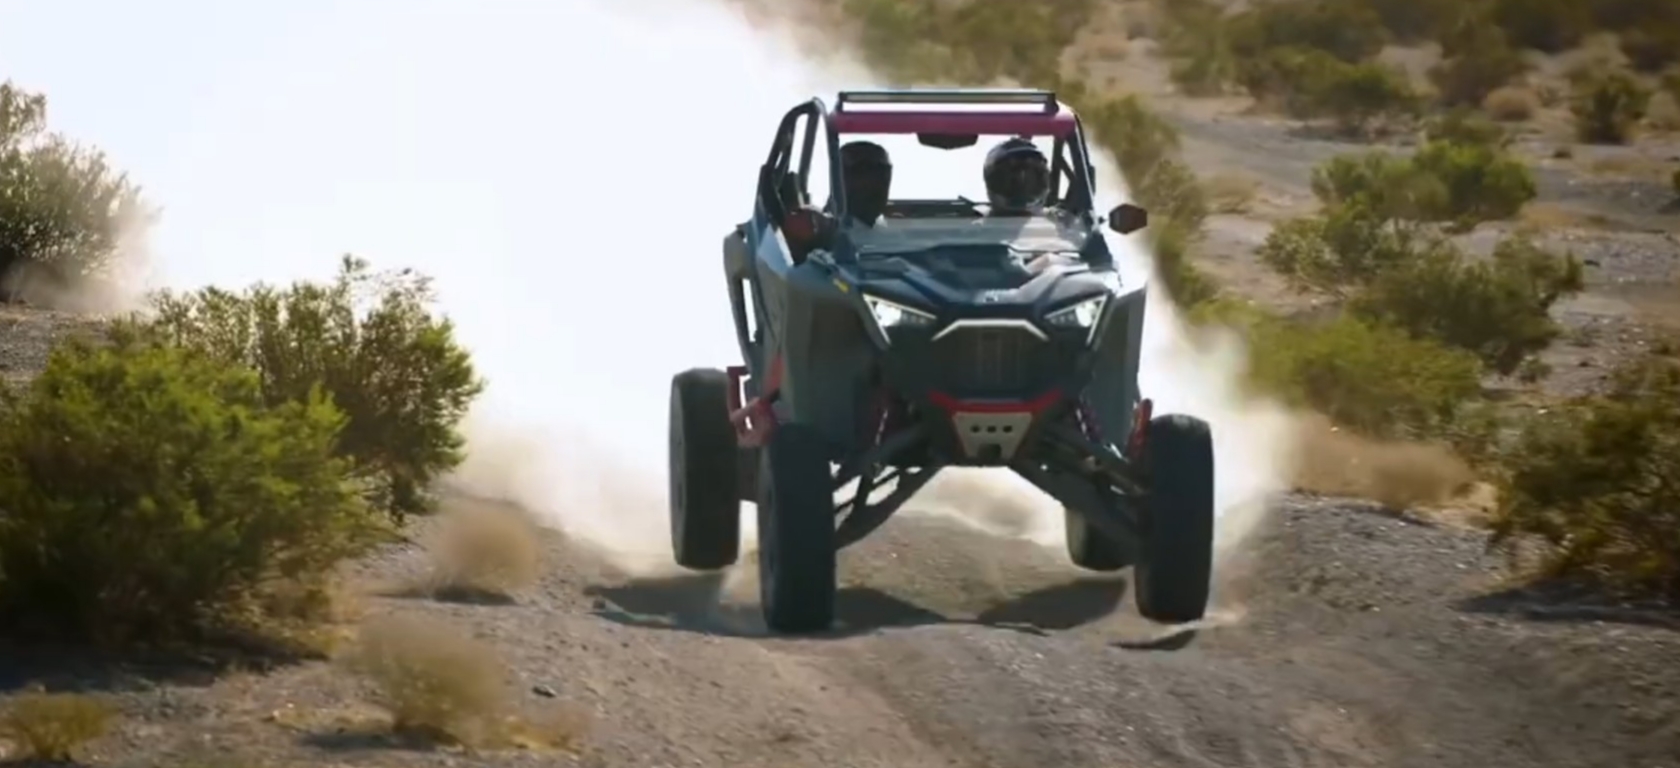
<box><xmin>864</xmin><ymin>294</ymin><xmax>936</xmax><ymax>334</ymax></box>
<box><xmin>1044</xmin><ymin>295</ymin><xmax>1106</xmax><ymax>342</ymax></box>
<box><xmin>1045</xmin><ymin>295</ymin><xmax>1105</xmax><ymax>328</ymax></box>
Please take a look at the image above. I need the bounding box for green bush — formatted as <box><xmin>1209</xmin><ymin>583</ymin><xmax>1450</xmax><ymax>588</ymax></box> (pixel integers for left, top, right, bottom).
<box><xmin>841</xmin><ymin>0</ymin><xmax>1094</xmax><ymax>86</ymax></box>
<box><xmin>1262</xmin><ymin>144</ymin><xmax>1573</xmax><ymax>376</ymax></box>
<box><xmin>1306</xmin><ymin>139</ymin><xmax>1535</xmax><ymax>228</ymax></box>
<box><xmin>1350</xmin><ymin>234</ymin><xmax>1585</xmax><ymax>375</ymax></box>
<box><xmin>0</xmin><ymin>82</ymin><xmax>145</xmax><ymax>303</ymax></box>
<box><xmin>0</xmin><ymin>335</ymin><xmax>389</xmax><ymax>645</ymax></box>
<box><xmin>1422</xmin><ymin>108</ymin><xmax>1515</xmax><ymax>148</ymax></box>
<box><xmin>1618</xmin><ymin>26</ymin><xmax>1680</xmax><ymax>72</ymax></box>
<box><xmin>1240</xmin><ymin>312</ymin><xmax>1484</xmax><ymax>439</ymax></box>
<box><xmin>1571</xmin><ymin>69</ymin><xmax>1652</xmax><ymax>144</ymax></box>
<box><xmin>1226</xmin><ymin>0</ymin><xmax>1389</xmax><ymax>63</ymax></box>
<box><xmin>1258</xmin><ymin>203</ymin><xmax>1427</xmax><ymax>294</ymax></box>
<box><xmin>1429</xmin><ymin>21</ymin><xmax>1529</xmax><ymax>107</ymax></box>
<box><xmin>1309</xmin><ymin>153</ymin><xmax>1444</xmax><ymax>221</ymax></box>
<box><xmin>1492</xmin><ymin>351</ymin><xmax>1680</xmax><ymax>600</ymax></box>
<box><xmin>1486</xmin><ymin>0</ymin><xmax>1594</xmax><ymax>53</ymax></box>
<box><xmin>138</xmin><ymin>256</ymin><xmax>484</xmax><ymax>519</ymax></box>
<box><xmin>1163</xmin><ymin>10</ymin><xmax>1240</xmax><ymax>96</ymax></box>
<box><xmin>1357</xmin><ymin>0</ymin><xmax>1466</xmax><ymax>42</ymax></box>
<box><xmin>1230</xmin><ymin>46</ymin><xmax>1419</xmax><ymax>131</ymax></box>
<box><xmin>1305</xmin><ymin>58</ymin><xmax>1423</xmax><ymax>133</ymax></box>
<box><xmin>1408</xmin><ymin>139</ymin><xmax>1537</xmax><ymax>226</ymax></box>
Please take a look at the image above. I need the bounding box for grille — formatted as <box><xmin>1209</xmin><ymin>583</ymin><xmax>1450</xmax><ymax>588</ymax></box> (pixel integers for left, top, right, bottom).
<box><xmin>930</xmin><ymin>326</ymin><xmax>1056</xmax><ymax>398</ymax></box>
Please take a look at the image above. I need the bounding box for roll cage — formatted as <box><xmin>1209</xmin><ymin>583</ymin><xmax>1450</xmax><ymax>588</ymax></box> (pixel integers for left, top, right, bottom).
<box><xmin>753</xmin><ymin>88</ymin><xmax>1107</xmax><ymax>263</ymax></box>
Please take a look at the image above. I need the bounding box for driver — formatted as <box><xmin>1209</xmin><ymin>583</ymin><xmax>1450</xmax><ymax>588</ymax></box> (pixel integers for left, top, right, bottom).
<box><xmin>837</xmin><ymin>140</ymin><xmax>892</xmax><ymax>227</ymax></box>
<box><xmin>983</xmin><ymin>137</ymin><xmax>1051</xmax><ymax>216</ymax></box>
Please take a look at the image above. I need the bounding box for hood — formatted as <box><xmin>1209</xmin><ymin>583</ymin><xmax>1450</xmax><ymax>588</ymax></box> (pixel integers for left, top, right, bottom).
<box><xmin>848</xmin><ymin>213</ymin><xmax>1093</xmax><ymax>256</ymax></box>
<box><xmin>844</xmin><ymin>240</ymin><xmax>1114</xmax><ymax>311</ymax></box>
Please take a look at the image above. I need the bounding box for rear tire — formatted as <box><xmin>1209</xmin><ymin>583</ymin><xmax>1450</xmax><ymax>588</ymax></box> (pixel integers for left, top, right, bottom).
<box><xmin>669</xmin><ymin>368</ymin><xmax>741</xmax><ymax>570</ymax></box>
<box><xmin>1134</xmin><ymin>413</ymin><xmax>1215</xmax><ymax>624</ymax></box>
<box><xmin>1064</xmin><ymin>505</ymin><xmax>1132</xmax><ymax>571</ymax></box>
<box><xmin>756</xmin><ymin>423</ymin><xmax>838</xmax><ymax>634</ymax></box>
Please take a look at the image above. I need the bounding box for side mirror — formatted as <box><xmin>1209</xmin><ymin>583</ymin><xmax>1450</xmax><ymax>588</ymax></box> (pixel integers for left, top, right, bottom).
<box><xmin>1106</xmin><ymin>203</ymin><xmax>1148</xmax><ymax>235</ymax></box>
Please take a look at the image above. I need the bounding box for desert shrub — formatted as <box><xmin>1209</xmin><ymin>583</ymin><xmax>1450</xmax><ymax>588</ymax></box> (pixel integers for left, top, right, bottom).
<box><xmin>1357</xmin><ymin>0</ymin><xmax>1465</xmax><ymax>42</ymax></box>
<box><xmin>841</xmin><ymin>0</ymin><xmax>1094</xmax><ymax>86</ymax></box>
<box><xmin>1306</xmin><ymin>138</ymin><xmax>1535</xmax><ymax>228</ymax></box>
<box><xmin>1408</xmin><ymin>139</ymin><xmax>1537</xmax><ymax>226</ymax></box>
<box><xmin>0</xmin><ymin>81</ymin><xmax>145</xmax><ymax>304</ymax></box>
<box><xmin>1492</xmin><ymin>352</ymin><xmax>1680</xmax><ymax>600</ymax></box>
<box><xmin>1259</xmin><ymin>203</ymin><xmax>1428</xmax><ymax>294</ymax></box>
<box><xmin>1486</xmin><ymin>0</ymin><xmax>1595</xmax><ymax>53</ymax></box>
<box><xmin>1482</xmin><ymin>85</ymin><xmax>1538</xmax><ymax>121</ymax></box>
<box><xmin>1588</xmin><ymin>0</ymin><xmax>1675</xmax><ymax>31</ymax></box>
<box><xmin>1571</xmin><ymin>69</ymin><xmax>1653</xmax><ymax>143</ymax></box>
<box><xmin>0</xmin><ymin>335</ymin><xmax>388</xmax><ymax>645</ymax></box>
<box><xmin>1422</xmin><ymin>108</ymin><xmax>1515</xmax><ymax>148</ymax></box>
<box><xmin>1350</xmin><ymin>234</ymin><xmax>1585</xmax><ymax>375</ymax></box>
<box><xmin>0</xmin><ymin>692</ymin><xmax>116</xmax><ymax>762</ymax></box>
<box><xmin>418</xmin><ymin>506</ymin><xmax>543</xmax><ymax>601</ymax></box>
<box><xmin>1241</xmin><ymin>312</ymin><xmax>1483</xmax><ymax>439</ymax></box>
<box><xmin>1618</xmin><ymin>26</ymin><xmax>1680</xmax><ymax>72</ymax></box>
<box><xmin>1430</xmin><ymin>21</ymin><xmax>1529</xmax><ymax>107</ymax></box>
<box><xmin>1163</xmin><ymin>11</ymin><xmax>1239</xmax><ymax>96</ymax></box>
<box><xmin>1263</xmin><ymin>147</ymin><xmax>1574</xmax><ymax>377</ymax></box>
<box><xmin>1225</xmin><ymin>0</ymin><xmax>1388</xmax><ymax>63</ymax></box>
<box><xmin>1301</xmin><ymin>58</ymin><xmax>1423</xmax><ymax>134</ymax></box>
<box><xmin>1234</xmin><ymin>46</ymin><xmax>1421</xmax><ymax>130</ymax></box>
<box><xmin>1662</xmin><ymin>72</ymin><xmax>1680</xmax><ymax>105</ymax></box>
<box><xmin>345</xmin><ymin>614</ymin><xmax>507</xmax><ymax>745</ymax></box>
<box><xmin>344</xmin><ymin>614</ymin><xmax>589</xmax><ymax>750</ymax></box>
<box><xmin>139</xmin><ymin>256</ymin><xmax>484</xmax><ymax>519</ymax></box>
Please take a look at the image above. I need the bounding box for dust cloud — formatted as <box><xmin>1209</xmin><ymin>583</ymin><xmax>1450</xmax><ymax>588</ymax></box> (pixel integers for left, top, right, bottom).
<box><xmin>0</xmin><ymin>0</ymin><xmax>1295</xmax><ymax>579</ymax></box>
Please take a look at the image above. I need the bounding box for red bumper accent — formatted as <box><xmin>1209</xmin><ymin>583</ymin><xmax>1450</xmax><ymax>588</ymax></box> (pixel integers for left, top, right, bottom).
<box><xmin>926</xmin><ymin>388</ymin><xmax>1063</xmax><ymax>414</ymax></box>
<box><xmin>1126</xmin><ymin>398</ymin><xmax>1153</xmax><ymax>457</ymax></box>
<box><xmin>726</xmin><ymin>356</ymin><xmax>784</xmax><ymax>448</ymax></box>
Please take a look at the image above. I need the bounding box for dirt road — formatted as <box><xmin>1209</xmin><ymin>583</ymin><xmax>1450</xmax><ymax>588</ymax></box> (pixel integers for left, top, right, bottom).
<box><xmin>3</xmin><ymin>485</ymin><xmax>1672</xmax><ymax>768</ymax></box>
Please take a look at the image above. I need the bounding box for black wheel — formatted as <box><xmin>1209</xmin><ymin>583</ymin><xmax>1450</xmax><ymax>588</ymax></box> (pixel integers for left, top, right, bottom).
<box><xmin>669</xmin><ymin>368</ymin><xmax>741</xmax><ymax>570</ymax></box>
<box><xmin>756</xmin><ymin>423</ymin><xmax>837</xmax><ymax>634</ymax></box>
<box><xmin>1064</xmin><ymin>505</ymin><xmax>1132</xmax><ymax>571</ymax></box>
<box><xmin>1134</xmin><ymin>413</ymin><xmax>1215</xmax><ymax>624</ymax></box>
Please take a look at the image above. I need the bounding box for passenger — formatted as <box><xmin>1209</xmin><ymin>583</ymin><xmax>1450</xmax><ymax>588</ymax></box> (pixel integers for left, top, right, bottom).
<box><xmin>982</xmin><ymin>137</ymin><xmax>1051</xmax><ymax>216</ymax></box>
<box><xmin>837</xmin><ymin>140</ymin><xmax>892</xmax><ymax>226</ymax></box>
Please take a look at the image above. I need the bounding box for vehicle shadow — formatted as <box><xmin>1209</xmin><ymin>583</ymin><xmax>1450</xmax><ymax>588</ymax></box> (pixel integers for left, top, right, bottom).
<box><xmin>583</xmin><ymin>571</ymin><xmax>1142</xmax><ymax>641</ymax></box>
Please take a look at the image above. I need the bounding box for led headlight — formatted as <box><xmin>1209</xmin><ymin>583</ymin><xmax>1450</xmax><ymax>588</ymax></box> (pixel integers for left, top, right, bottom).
<box><xmin>864</xmin><ymin>294</ymin><xmax>936</xmax><ymax>339</ymax></box>
<box><xmin>865</xmin><ymin>295</ymin><xmax>936</xmax><ymax>328</ymax></box>
<box><xmin>1044</xmin><ymin>295</ymin><xmax>1107</xmax><ymax>343</ymax></box>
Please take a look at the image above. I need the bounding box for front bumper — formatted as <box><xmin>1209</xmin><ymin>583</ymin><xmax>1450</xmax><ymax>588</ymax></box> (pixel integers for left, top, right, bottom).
<box><xmin>876</xmin><ymin>320</ymin><xmax>1093</xmax><ymax>465</ymax></box>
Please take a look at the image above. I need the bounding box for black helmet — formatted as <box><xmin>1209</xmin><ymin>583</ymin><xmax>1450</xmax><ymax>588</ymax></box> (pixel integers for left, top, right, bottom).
<box><xmin>839</xmin><ymin>140</ymin><xmax>892</xmax><ymax>225</ymax></box>
<box><xmin>983</xmin><ymin>137</ymin><xmax>1050</xmax><ymax>214</ymax></box>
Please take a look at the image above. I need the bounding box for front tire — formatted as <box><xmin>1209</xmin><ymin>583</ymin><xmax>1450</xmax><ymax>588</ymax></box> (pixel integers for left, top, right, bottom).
<box><xmin>669</xmin><ymin>368</ymin><xmax>741</xmax><ymax>570</ymax></box>
<box><xmin>1134</xmin><ymin>413</ymin><xmax>1215</xmax><ymax>624</ymax></box>
<box><xmin>756</xmin><ymin>423</ymin><xmax>837</xmax><ymax>634</ymax></box>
